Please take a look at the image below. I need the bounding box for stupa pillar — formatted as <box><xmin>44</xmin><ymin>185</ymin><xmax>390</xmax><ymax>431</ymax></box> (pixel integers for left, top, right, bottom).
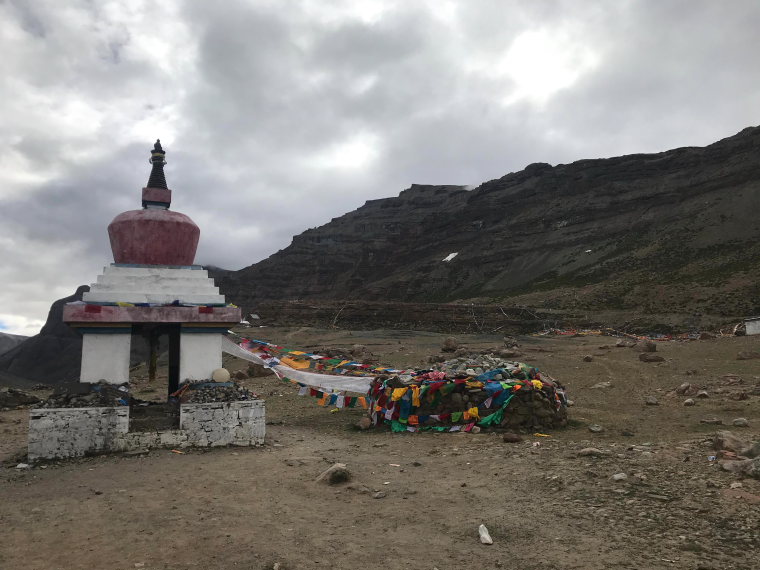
<box><xmin>80</xmin><ymin>333</ymin><xmax>132</xmax><ymax>383</ymax></box>
<box><xmin>179</xmin><ymin>333</ymin><xmax>223</xmax><ymax>381</ymax></box>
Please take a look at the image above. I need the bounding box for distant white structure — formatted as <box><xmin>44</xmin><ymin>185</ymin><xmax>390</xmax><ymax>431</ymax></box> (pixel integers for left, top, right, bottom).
<box><xmin>745</xmin><ymin>316</ymin><xmax>760</xmax><ymax>336</ymax></box>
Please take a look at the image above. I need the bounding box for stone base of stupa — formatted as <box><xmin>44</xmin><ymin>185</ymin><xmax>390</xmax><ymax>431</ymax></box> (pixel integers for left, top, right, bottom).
<box><xmin>28</xmin><ymin>400</ymin><xmax>265</xmax><ymax>461</ymax></box>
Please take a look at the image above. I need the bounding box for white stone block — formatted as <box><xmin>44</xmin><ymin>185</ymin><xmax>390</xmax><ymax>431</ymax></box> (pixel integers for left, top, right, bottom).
<box><xmin>80</xmin><ymin>334</ymin><xmax>131</xmax><ymax>384</ymax></box>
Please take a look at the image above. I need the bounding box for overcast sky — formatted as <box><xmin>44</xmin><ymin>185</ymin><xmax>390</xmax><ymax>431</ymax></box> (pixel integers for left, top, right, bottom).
<box><xmin>1</xmin><ymin>0</ymin><xmax>759</xmax><ymax>336</ymax></box>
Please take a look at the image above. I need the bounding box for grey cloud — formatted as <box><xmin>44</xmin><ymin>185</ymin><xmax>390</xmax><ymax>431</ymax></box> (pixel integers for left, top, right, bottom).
<box><xmin>2</xmin><ymin>0</ymin><xmax>760</xmax><ymax>334</ymax></box>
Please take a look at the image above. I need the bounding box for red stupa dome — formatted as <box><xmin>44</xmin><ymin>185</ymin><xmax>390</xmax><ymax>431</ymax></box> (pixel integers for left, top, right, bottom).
<box><xmin>107</xmin><ymin>140</ymin><xmax>200</xmax><ymax>266</ymax></box>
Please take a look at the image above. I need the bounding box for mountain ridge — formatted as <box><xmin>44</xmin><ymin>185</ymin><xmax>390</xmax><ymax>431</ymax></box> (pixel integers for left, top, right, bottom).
<box><xmin>217</xmin><ymin>125</ymin><xmax>760</xmax><ymax>329</ymax></box>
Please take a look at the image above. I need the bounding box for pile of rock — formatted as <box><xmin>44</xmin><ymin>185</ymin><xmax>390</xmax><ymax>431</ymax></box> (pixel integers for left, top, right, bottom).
<box><xmin>378</xmin><ymin>353</ymin><xmax>568</xmax><ymax>430</ymax></box>
<box><xmin>182</xmin><ymin>382</ymin><xmax>258</xmax><ymax>403</ymax></box>
<box><xmin>715</xmin><ymin>431</ymin><xmax>760</xmax><ymax>479</ymax></box>
<box><xmin>431</xmin><ymin>354</ymin><xmax>528</xmax><ymax>378</ymax></box>
<box><xmin>0</xmin><ymin>387</ymin><xmax>41</xmax><ymax>410</ymax></box>
<box><xmin>38</xmin><ymin>381</ymin><xmax>129</xmax><ymax>408</ymax></box>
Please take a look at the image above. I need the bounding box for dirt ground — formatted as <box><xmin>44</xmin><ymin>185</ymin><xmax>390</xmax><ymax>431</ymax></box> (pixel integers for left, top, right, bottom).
<box><xmin>1</xmin><ymin>327</ymin><xmax>759</xmax><ymax>570</ymax></box>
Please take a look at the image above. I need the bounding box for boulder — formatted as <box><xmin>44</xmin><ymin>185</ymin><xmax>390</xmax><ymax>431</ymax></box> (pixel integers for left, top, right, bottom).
<box><xmin>441</xmin><ymin>337</ymin><xmax>459</xmax><ymax>353</ymax></box>
<box><xmin>639</xmin><ymin>353</ymin><xmax>665</xmax><ymax>363</ymax></box>
<box><xmin>315</xmin><ymin>463</ymin><xmax>351</xmax><ymax>485</ymax></box>
<box><xmin>736</xmin><ymin>351</ymin><xmax>760</xmax><ymax>360</ymax></box>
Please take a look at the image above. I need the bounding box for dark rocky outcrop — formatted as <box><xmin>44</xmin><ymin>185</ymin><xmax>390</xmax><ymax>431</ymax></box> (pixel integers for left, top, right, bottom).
<box><xmin>0</xmin><ymin>286</ymin><xmax>89</xmax><ymax>385</ymax></box>
<box><xmin>219</xmin><ymin>127</ymin><xmax>760</xmax><ymax>329</ymax></box>
<box><xmin>0</xmin><ymin>333</ymin><xmax>27</xmax><ymax>357</ymax></box>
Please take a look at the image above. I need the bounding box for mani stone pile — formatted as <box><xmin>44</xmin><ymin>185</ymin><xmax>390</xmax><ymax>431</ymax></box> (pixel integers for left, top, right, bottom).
<box><xmin>430</xmin><ymin>353</ymin><xmax>568</xmax><ymax>430</ymax></box>
<box><xmin>181</xmin><ymin>382</ymin><xmax>258</xmax><ymax>404</ymax></box>
<box><xmin>39</xmin><ymin>382</ymin><xmax>129</xmax><ymax>408</ymax></box>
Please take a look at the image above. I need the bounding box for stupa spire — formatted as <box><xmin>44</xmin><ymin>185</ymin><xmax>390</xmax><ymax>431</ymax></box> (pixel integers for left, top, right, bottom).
<box><xmin>146</xmin><ymin>139</ymin><xmax>168</xmax><ymax>189</ymax></box>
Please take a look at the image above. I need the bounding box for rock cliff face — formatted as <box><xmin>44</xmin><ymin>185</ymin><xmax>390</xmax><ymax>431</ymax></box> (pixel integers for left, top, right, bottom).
<box><xmin>220</xmin><ymin>127</ymin><xmax>760</xmax><ymax>327</ymax></box>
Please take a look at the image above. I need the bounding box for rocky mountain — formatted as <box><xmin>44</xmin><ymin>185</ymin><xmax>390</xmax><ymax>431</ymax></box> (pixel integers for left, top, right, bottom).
<box><xmin>219</xmin><ymin>126</ymin><xmax>760</xmax><ymax>329</ymax></box>
<box><xmin>0</xmin><ymin>333</ymin><xmax>27</xmax><ymax>357</ymax></box>
<box><xmin>0</xmin><ymin>286</ymin><xmax>89</xmax><ymax>385</ymax></box>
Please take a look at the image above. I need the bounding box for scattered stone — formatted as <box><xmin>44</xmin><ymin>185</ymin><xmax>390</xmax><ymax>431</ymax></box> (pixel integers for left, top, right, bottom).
<box><xmin>732</xmin><ymin>418</ymin><xmax>750</xmax><ymax>427</ymax></box>
<box><xmin>633</xmin><ymin>341</ymin><xmax>657</xmax><ymax>353</ymax></box>
<box><xmin>502</xmin><ymin>433</ymin><xmax>523</xmax><ymax>443</ymax></box>
<box><xmin>441</xmin><ymin>337</ymin><xmax>459</xmax><ymax>353</ymax></box>
<box><xmin>247</xmin><ymin>363</ymin><xmax>272</xmax><ymax>378</ymax></box>
<box><xmin>355</xmin><ymin>417</ymin><xmax>372</xmax><ymax>430</ymax></box>
<box><xmin>696</xmin><ymin>390</ymin><xmax>709</xmax><ymax>399</ymax></box>
<box><xmin>470</xmin><ymin>426</ymin><xmax>481</xmax><ymax>434</ymax></box>
<box><xmin>412</xmin><ymin>461</ymin><xmax>422</xmax><ymax>467</ymax></box>
<box><xmin>621</xmin><ymin>430</ymin><xmax>635</xmax><ymax>437</ymax></box>
<box><xmin>615</xmin><ymin>339</ymin><xmax>637</xmax><ymax>348</ymax></box>
<box><xmin>720</xmin><ymin>457</ymin><xmax>760</xmax><ymax>479</ymax></box>
<box><xmin>39</xmin><ymin>381</ymin><xmax>129</xmax><ymax>408</ymax></box>
<box><xmin>588</xmin><ymin>424</ymin><xmax>604</xmax><ymax>433</ymax></box>
<box><xmin>15</xmin><ymin>463</ymin><xmax>30</xmax><ymax>469</ymax></box>
<box><xmin>714</xmin><ymin>431</ymin><xmax>760</xmax><ymax>458</ymax></box>
<box><xmin>675</xmin><ymin>382</ymin><xmax>691</xmax><ymax>395</ymax></box>
<box><xmin>736</xmin><ymin>351</ymin><xmax>760</xmax><ymax>360</ymax></box>
<box><xmin>0</xmin><ymin>387</ymin><xmax>41</xmax><ymax>408</ymax></box>
<box><xmin>683</xmin><ymin>398</ymin><xmax>696</xmax><ymax>406</ymax></box>
<box><xmin>685</xmin><ymin>369</ymin><xmax>699</xmax><ymax>376</ymax></box>
<box><xmin>700</xmin><ymin>418</ymin><xmax>723</xmax><ymax>425</ymax></box>
<box><xmin>611</xmin><ymin>472</ymin><xmax>628</xmax><ymax>482</ymax></box>
<box><xmin>639</xmin><ymin>353</ymin><xmax>665</xmax><ymax>363</ymax></box>
<box><xmin>372</xmin><ymin>491</ymin><xmax>387</xmax><ymax>499</ymax></box>
<box><xmin>645</xmin><ymin>396</ymin><xmax>659</xmax><ymax>406</ymax></box>
<box><xmin>498</xmin><ymin>349</ymin><xmax>522</xmax><ymax>359</ymax></box>
<box><xmin>729</xmin><ymin>482</ymin><xmax>743</xmax><ymax>489</ymax></box>
<box><xmin>316</xmin><ymin>463</ymin><xmax>351</xmax><ymax>485</ymax></box>
<box><xmin>582</xmin><ymin>355</ymin><xmax>593</xmax><ymax>362</ymax></box>
<box><xmin>591</xmin><ymin>381</ymin><xmax>612</xmax><ymax>389</ymax></box>
<box><xmin>478</xmin><ymin>524</ymin><xmax>493</xmax><ymax>545</ymax></box>
<box><xmin>578</xmin><ymin>447</ymin><xmax>603</xmax><ymax>457</ymax></box>
<box><xmin>183</xmin><ymin>382</ymin><xmax>257</xmax><ymax>404</ymax></box>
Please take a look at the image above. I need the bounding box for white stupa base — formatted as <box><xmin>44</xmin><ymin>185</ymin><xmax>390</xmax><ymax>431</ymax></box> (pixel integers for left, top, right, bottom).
<box><xmin>83</xmin><ymin>265</ymin><xmax>225</xmax><ymax>305</ymax></box>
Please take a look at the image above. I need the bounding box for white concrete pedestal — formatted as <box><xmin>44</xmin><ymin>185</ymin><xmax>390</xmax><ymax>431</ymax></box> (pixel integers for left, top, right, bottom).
<box><xmin>180</xmin><ymin>333</ymin><xmax>222</xmax><ymax>381</ymax></box>
<box><xmin>80</xmin><ymin>334</ymin><xmax>132</xmax><ymax>384</ymax></box>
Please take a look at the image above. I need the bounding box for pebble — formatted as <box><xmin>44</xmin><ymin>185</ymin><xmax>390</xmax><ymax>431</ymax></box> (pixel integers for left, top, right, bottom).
<box><xmin>591</xmin><ymin>381</ymin><xmax>612</xmax><ymax>389</ymax></box>
<box><xmin>478</xmin><ymin>524</ymin><xmax>493</xmax><ymax>545</ymax></box>
<box><xmin>578</xmin><ymin>447</ymin><xmax>603</xmax><ymax>457</ymax></box>
<box><xmin>15</xmin><ymin>463</ymin><xmax>30</xmax><ymax>469</ymax></box>
<box><xmin>675</xmin><ymin>382</ymin><xmax>691</xmax><ymax>395</ymax></box>
<box><xmin>502</xmin><ymin>432</ymin><xmax>523</xmax><ymax>443</ymax></box>
<box><xmin>732</xmin><ymin>417</ymin><xmax>749</xmax><ymax>427</ymax></box>
<box><xmin>700</xmin><ymin>418</ymin><xmax>723</xmax><ymax>425</ymax></box>
<box><xmin>683</xmin><ymin>398</ymin><xmax>696</xmax><ymax>406</ymax></box>
<box><xmin>582</xmin><ymin>355</ymin><xmax>593</xmax><ymax>362</ymax></box>
<box><xmin>729</xmin><ymin>482</ymin><xmax>743</xmax><ymax>489</ymax></box>
<box><xmin>696</xmin><ymin>390</ymin><xmax>709</xmax><ymax>399</ymax></box>
<box><xmin>645</xmin><ymin>396</ymin><xmax>659</xmax><ymax>406</ymax></box>
<box><xmin>372</xmin><ymin>491</ymin><xmax>387</xmax><ymax>499</ymax></box>
<box><xmin>588</xmin><ymin>424</ymin><xmax>604</xmax><ymax>433</ymax></box>
<box><xmin>611</xmin><ymin>473</ymin><xmax>628</xmax><ymax>482</ymax></box>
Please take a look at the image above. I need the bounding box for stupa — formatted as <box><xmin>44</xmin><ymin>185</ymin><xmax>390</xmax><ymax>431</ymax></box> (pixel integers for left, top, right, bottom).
<box><xmin>62</xmin><ymin>140</ymin><xmax>241</xmax><ymax>393</ymax></box>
